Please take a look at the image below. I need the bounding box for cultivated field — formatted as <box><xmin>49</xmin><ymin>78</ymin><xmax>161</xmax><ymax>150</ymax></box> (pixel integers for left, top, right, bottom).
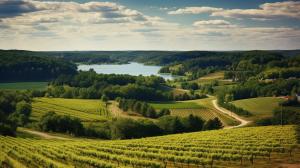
<box><xmin>31</xmin><ymin>98</ymin><xmax>108</xmax><ymax>122</ymax></box>
<box><xmin>0</xmin><ymin>82</ymin><xmax>48</xmax><ymax>90</ymax></box>
<box><xmin>1</xmin><ymin>125</ymin><xmax>298</xmax><ymax>168</ymax></box>
<box><xmin>193</xmin><ymin>71</ymin><xmax>228</xmax><ymax>85</ymax></box>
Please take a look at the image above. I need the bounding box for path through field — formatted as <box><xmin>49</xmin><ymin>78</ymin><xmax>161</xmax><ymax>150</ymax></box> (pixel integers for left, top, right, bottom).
<box><xmin>212</xmin><ymin>100</ymin><xmax>251</xmax><ymax>128</ymax></box>
<box><xmin>20</xmin><ymin>128</ymin><xmax>69</xmax><ymax>140</ymax></box>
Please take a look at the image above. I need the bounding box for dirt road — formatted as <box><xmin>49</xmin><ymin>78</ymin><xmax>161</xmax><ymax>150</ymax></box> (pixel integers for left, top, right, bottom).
<box><xmin>20</xmin><ymin>128</ymin><xmax>69</xmax><ymax>140</ymax></box>
<box><xmin>212</xmin><ymin>100</ymin><xmax>251</xmax><ymax>128</ymax></box>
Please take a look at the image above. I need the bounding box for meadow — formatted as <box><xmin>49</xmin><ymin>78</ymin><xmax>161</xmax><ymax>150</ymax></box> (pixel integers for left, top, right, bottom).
<box><xmin>149</xmin><ymin>101</ymin><xmax>203</xmax><ymax>109</ymax></box>
<box><xmin>0</xmin><ymin>82</ymin><xmax>48</xmax><ymax>90</ymax></box>
<box><xmin>1</xmin><ymin>125</ymin><xmax>298</xmax><ymax>168</ymax></box>
<box><xmin>31</xmin><ymin>98</ymin><xmax>108</xmax><ymax>123</ymax></box>
<box><xmin>231</xmin><ymin>97</ymin><xmax>300</xmax><ymax>120</ymax></box>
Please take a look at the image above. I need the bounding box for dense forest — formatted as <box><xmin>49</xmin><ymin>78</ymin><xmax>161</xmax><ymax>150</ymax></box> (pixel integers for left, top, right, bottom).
<box><xmin>0</xmin><ymin>50</ymin><xmax>77</xmax><ymax>82</ymax></box>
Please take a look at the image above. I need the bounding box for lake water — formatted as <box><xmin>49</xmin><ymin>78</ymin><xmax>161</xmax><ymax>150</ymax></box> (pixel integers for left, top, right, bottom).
<box><xmin>77</xmin><ymin>62</ymin><xmax>176</xmax><ymax>80</ymax></box>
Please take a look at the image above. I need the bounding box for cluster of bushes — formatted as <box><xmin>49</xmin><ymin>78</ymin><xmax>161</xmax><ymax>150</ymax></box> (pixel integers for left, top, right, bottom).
<box><xmin>0</xmin><ymin>90</ymin><xmax>32</xmax><ymax>136</ymax></box>
<box><xmin>256</xmin><ymin>108</ymin><xmax>300</xmax><ymax>126</ymax></box>
<box><xmin>116</xmin><ymin>98</ymin><xmax>170</xmax><ymax>118</ymax></box>
<box><xmin>173</xmin><ymin>92</ymin><xmax>207</xmax><ymax>101</ymax></box>
<box><xmin>181</xmin><ymin>82</ymin><xmax>199</xmax><ymax>90</ymax></box>
<box><xmin>38</xmin><ymin>112</ymin><xmax>111</xmax><ymax>139</ymax></box>
<box><xmin>38</xmin><ymin>112</ymin><xmax>84</xmax><ymax>136</ymax></box>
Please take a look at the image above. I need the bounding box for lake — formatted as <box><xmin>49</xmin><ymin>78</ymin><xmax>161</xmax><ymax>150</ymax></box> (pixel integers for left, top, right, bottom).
<box><xmin>77</xmin><ymin>62</ymin><xmax>177</xmax><ymax>80</ymax></box>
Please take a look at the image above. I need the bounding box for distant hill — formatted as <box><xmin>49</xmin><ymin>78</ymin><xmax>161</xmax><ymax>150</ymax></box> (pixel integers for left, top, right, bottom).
<box><xmin>0</xmin><ymin>50</ymin><xmax>77</xmax><ymax>82</ymax></box>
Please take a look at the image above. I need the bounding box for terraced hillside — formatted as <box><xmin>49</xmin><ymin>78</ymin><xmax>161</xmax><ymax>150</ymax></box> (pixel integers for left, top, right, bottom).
<box><xmin>31</xmin><ymin>98</ymin><xmax>108</xmax><ymax>123</ymax></box>
<box><xmin>1</xmin><ymin>125</ymin><xmax>299</xmax><ymax>168</ymax></box>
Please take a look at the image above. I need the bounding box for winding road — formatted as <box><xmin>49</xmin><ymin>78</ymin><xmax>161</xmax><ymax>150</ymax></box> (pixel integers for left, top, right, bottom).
<box><xmin>212</xmin><ymin>100</ymin><xmax>251</xmax><ymax>129</ymax></box>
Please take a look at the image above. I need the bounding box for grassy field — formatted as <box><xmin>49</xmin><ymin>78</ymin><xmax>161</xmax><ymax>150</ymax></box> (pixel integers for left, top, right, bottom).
<box><xmin>231</xmin><ymin>97</ymin><xmax>300</xmax><ymax>120</ymax></box>
<box><xmin>31</xmin><ymin>98</ymin><xmax>108</xmax><ymax>123</ymax></box>
<box><xmin>149</xmin><ymin>101</ymin><xmax>203</xmax><ymax>109</ymax></box>
<box><xmin>151</xmin><ymin>97</ymin><xmax>239</xmax><ymax>127</ymax></box>
<box><xmin>1</xmin><ymin>125</ymin><xmax>298</xmax><ymax>168</ymax></box>
<box><xmin>0</xmin><ymin>82</ymin><xmax>48</xmax><ymax>90</ymax></box>
<box><xmin>193</xmin><ymin>71</ymin><xmax>225</xmax><ymax>84</ymax></box>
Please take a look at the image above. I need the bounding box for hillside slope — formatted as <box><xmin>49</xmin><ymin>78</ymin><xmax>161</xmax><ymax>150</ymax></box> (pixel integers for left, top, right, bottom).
<box><xmin>1</xmin><ymin>125</ymin><xmax>298</xmax><ymax>168</ymax></box>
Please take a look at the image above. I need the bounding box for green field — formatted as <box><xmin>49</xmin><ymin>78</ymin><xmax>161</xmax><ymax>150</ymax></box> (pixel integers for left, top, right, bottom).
<box><xmin>1</xmin><ymin>125</ymin><xmax>298</xmax><ymax>168</ymax></box>
<box><xmin>149</xmin><ymin>101</ymin><xmax>203</xmax><ymax>109</ymax></box>
<box><xmin>231</xmin><ymin>97</ymin><xmax>298</xmax><ymax>120</ymax></box>
<box><xmin>0</xmin><ymin>82</ymin><xmax>48</xmax><ymax>90</ymax></box>
<box><xmin>193</xmin><ymin>71</ymin><xmax>225</xmax><ymax>84</ymax></box>
<box><xmin>31</xmin><ymin>98</ymin><xmax>108</xmax><ymax>122</ymax></box>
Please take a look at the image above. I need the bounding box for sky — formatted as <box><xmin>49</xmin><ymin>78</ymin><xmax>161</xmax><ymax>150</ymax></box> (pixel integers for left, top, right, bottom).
<box><xmin>0</xmin><ymin>0</ymin><xmax>299</xmax><ymax>51</ymax></box>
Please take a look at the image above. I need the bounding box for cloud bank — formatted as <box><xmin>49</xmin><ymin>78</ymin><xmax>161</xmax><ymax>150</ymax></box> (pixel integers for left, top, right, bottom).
<box><xmin>0</xmin><ymin>0</ymin><xmax>299</xmax><ymax>50</ymax></box>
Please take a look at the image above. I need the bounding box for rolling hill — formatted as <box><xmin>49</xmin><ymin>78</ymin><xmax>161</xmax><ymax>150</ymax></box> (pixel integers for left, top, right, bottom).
<box><xmin>1</xmin><ymin>125</ymin><xmax>298</xmax><ymax>168</ymax></box>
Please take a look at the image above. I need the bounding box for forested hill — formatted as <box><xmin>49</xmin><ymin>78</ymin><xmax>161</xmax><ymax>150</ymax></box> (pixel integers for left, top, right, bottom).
<box><xmin>1</xmin><ymin>49</ymin><xmax>299</xmax><ymax>82</ymax></box>
<box><xmin>0</xmin><ymin>50</ymin><xmax>77</xmax><ymax>82</ymax></box>
<box><xmin>1</xmin><ymin>49</ymin><xmax>299</xmax><ymax>65</ymax></box>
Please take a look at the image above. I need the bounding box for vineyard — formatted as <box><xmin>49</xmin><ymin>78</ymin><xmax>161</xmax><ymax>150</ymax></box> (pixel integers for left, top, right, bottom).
<box><xmin>168</xmin><ymin>98</ymin><xmax>239</xmax><ymax>127</ymax></box>
<box><xmin>1</xmin><ymin>125</ymin><xmax>299</xmax><ymax>168</ymax></box>
<box><xmin>31</xmin><ymin>98</ymin><xmax>109</xmax><ymax>123</ymax></box>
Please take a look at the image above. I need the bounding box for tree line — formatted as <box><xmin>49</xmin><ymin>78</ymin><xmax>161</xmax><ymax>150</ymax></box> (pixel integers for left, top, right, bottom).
<box><xmin>44</xmin><ymin>71</ymin><xmax>200</xmax><ymax>101</ymax></box>
<box><xmin>217</xmin><ymin>79</ymin><xmax>300</xmax><ymax>101</ymax></box>
<box><xmin>116</xmin><ymin>98</ymin><xmax>170</xmax><ymax>119</ymax></box>
<box><xmin>37</xmin><ymin>111</ymin><xmax>223</xmax><ymax>139</ymax></box>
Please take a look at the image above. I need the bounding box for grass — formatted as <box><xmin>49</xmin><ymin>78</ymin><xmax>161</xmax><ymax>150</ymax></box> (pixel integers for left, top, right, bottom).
<box><xmin>232</xmin><ymin>97</ymin><xmax>300</xmax><ymax>121</ymax></box>
<box><xmin>149</xmin><ymin>101</ymin><xmax>203</xmax><ymax>109</ymax></box>
<box><xmin>31</xmin><ymin>98</ymin><xmax>108</xmax><ymax>123</ymax></box>
<box><xmin>0</xmin><ymin>82</ymin><xmax>48</xmax><ymax>90</ymax></box>
<box><xmin>232</xmin><ymin>97</ymin><xmax>284</xmax><ymax>119</ymax></box>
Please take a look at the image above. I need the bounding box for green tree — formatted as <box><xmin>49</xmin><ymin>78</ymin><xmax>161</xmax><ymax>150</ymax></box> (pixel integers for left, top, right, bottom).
<box><xmin>16</xmin><ymin>101</ymin><xmax>31</xmax><ymax>117</ymax></box>
<box><xmin>146</xmin><ymin>106</ymin><xmax>156</xmax><ymax>118</ymax></box>
<box><xmin>203</xmin><ymin>117</ymin><xmax>223</xmax><ymax>130</ymax></box>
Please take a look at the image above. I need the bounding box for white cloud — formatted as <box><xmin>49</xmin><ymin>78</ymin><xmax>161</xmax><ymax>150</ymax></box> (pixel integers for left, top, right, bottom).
<box><xmin>168</xmin><ymin>7</ymin><xmax>223</xmax><ymax>15</ymax></box>
<box><xmin>193</xmin><ymin>20</ymin><xmax>231</xmax><ymax>26</ymax></box>
<box><xmin>212</xmin><ymin>1</ymin><xmax>300</xmax><ymax>20</ymax></box>
<box><xmin>169</xmin><ymin>1</ymin><xmax>300</xmax><ymax>20</ymax></box>
<box><xmin>0</xmin><ymin>0</ymin><xmax>299</xmax><ymax>50</ymax></box>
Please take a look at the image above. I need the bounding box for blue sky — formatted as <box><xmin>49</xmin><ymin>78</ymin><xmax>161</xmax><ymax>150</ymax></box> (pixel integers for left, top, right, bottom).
<box><xmin>0</xmin><ymin>0</ymin><xmax>299</xmax><ymax>50</ymax></box>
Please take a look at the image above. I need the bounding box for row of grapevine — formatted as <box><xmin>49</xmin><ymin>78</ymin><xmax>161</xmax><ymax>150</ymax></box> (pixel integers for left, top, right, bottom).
<box><xmin>0</xmin><ymin>125</ymin><xmax>298</xmax><ymax>168</ymax></box>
